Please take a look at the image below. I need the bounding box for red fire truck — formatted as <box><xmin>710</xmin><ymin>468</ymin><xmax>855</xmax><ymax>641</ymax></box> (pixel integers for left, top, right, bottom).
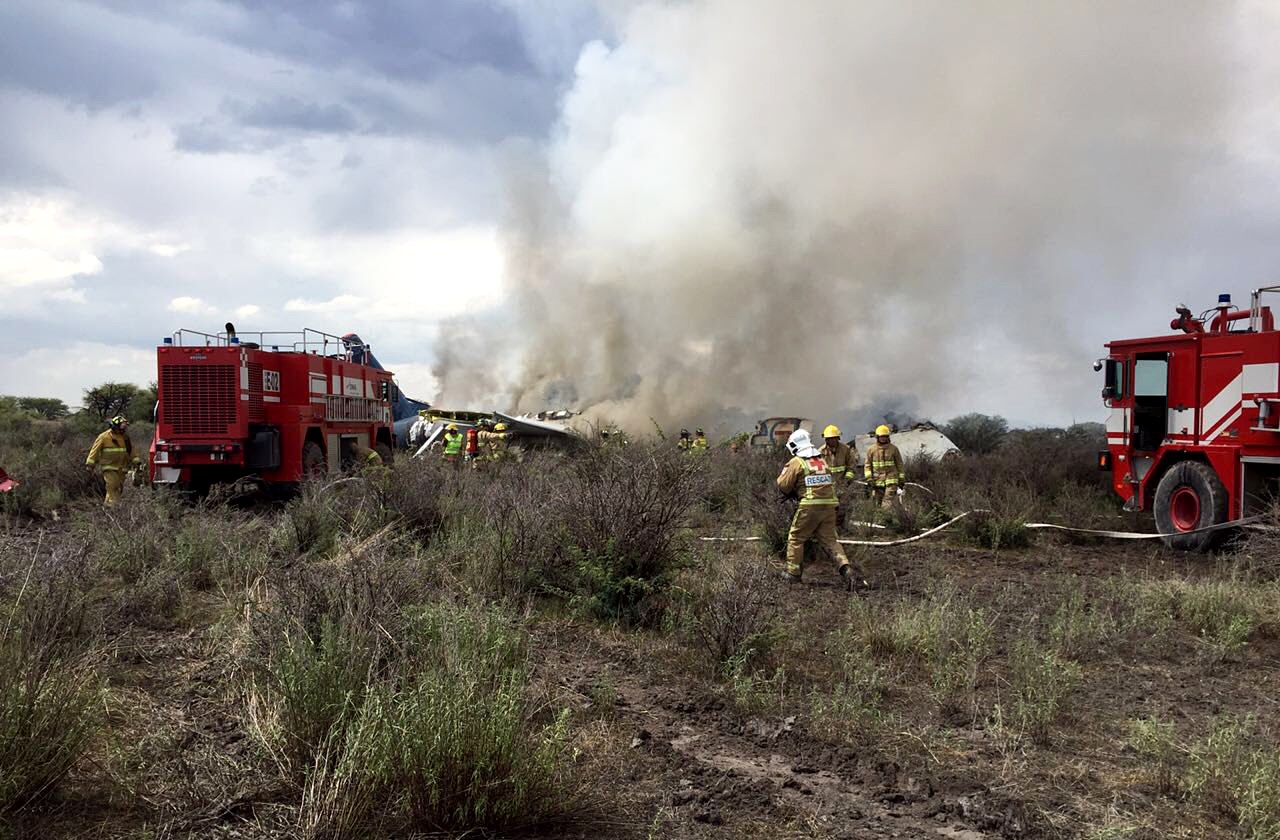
<box><xmin>1099</xmin><ymin>288</ymin><xmax>1280</xmax><ymax>549</ymax></box>
<box><xmin>150</xmin><ymin>328</ymin><xmax>398</xmax><ymax>493</ymax></box>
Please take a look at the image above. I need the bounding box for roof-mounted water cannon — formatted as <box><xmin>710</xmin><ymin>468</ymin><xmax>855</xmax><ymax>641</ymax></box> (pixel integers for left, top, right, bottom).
<box><xmin>1171</xmin><ymin>303</ymin><xmax>1204</xmax><ymax>334</ymax></box>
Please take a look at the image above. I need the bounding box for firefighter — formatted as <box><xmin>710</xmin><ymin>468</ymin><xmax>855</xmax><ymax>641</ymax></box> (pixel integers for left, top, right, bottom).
<box><xmin>691</xmin><ymin>427</ymin><xmax>709</xmax><ymax>455</ymax></box>
<box><xmin>86</xmin><ymin>415</ymin><xmax>141</xmax><ymax>505</ymax></box>
<box><xmin>464</xmin><ymin>425</ymin><xmax>480</xmax><ymax>463</ymax></box>
<box><xmin>820</xmin><ymin>424</ymin><xmax>859</xmax><ymax>525</ymax></box>
<box><xmin>775</xmin><ymin>428</ymin><xmax>864</xmax><ymax>590</ymax></box>
<box><xmin>819</xmin><ymin>425</ymin><xmax>859</xmax><ymax>482</ymax></box>
<box><xmin>347</xmin><ymin>441</ymin><xmax>385</xmax><ymax>478</ymax></box>
<box><xmin>488</xmin><ymin>422</ymin><xmax>511</xmax><ymax>462</ymax></box>
<box><xmin>677</xmin><ymin>428</ymin><xmax>693</xmax><ymax>452</ymax></box>
<box><xmin>441</xmin><ymin>423</ymin><xmax>464</xmax><ymax>464</ymax></box>
<box><xmin>864</xmin><ymin>424</ymin><xmax>905</xmax><ymax>509</ymax></box>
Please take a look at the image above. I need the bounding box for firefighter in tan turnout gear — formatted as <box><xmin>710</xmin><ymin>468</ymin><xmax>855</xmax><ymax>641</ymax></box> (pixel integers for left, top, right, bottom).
<box><xmin>865</xmin><ymin>424</ymin><xmax>906</xmax><ymax>509</ymax></box>
<box><xmin>776</xmin><ymin>428</ymin><xmax>865</xmax><ymax>590</ymax></box>
<box><xmin>86</xmin><ymin>415</ymin><xmax>141</xmax><ymax>505</ymax></box>
<box><xmin>820</xmin><ymin>424</ymin><xmax>859</xmax><ymax>524</ymax></box>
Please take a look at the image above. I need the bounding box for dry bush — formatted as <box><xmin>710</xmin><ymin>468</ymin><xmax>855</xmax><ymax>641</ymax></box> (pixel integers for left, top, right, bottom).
<box><xmin>541</xmin><ymin>443</ymin><xmax>703</xmax><ymax>626</ymax></box>
<box><xmin>1234</xmin><ymin>503</ymin><xmax>1280</xmax><ymax>580</ymax></box>
<box><xmin>743</xmin><ymin>453</ymin><xmax>794</xmax><ymax>557</ymax></box>
<box><xmin>695</xmin><ymin>448</ymin><xmax>765</xmax><ymax>518</ymax></box>
<box><xmin>0</xmin><ymin>539</ymin><xmax>102</xmax><ymax>813</ymax></box>
<box><xmin>681</xmin><ymin>551</ymin><xmax>782</xmax><ymax>670</ymax></box>
<box><xmin>911</xmin><ymin>426</ymin><xmax>1113</xmax><ymax>531</ymax></box>
<box><xmin>373</xmin><ymin>458</ymin><xmax>449</xmax><ymax>541</ymax></box>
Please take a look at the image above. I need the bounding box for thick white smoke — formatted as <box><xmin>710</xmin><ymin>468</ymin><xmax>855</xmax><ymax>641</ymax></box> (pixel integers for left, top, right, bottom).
<box><xmin>435</xmin><ymin>0</ymin><xmax>1273</xmax><ymax>433</ymax></box>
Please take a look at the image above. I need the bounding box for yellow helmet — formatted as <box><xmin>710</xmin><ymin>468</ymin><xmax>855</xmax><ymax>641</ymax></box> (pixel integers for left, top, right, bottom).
<box><xmin>494</xmin><ymin>423</ymin><xmax>508</xmax><ymax>432</ymax></box>
<box><xmin>822</xmin><ymin>424</ymin><xmax>841</xmax><ymax>439</ymax></box>
<box><xmin>447</xmin><ymin>423</ymin><xmax>458</xmax><ymax>431</ymax></box>
<box><xmin>875</xmin><ymin>424</ymin><xmax>891</xmax><ymax>437</ymax></box>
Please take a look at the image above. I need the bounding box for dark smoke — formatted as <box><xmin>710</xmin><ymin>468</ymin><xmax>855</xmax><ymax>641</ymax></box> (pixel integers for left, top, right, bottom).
<box><xmin>434</xmin><ymin>0</ymin><xmax>1256</xmax><ymax>434</ymax></box>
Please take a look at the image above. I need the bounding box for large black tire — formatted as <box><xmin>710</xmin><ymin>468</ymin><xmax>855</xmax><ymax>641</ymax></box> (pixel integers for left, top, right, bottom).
<box><xmin>302</xmin><ymin>440</ymin><xmax>327</xmax><ymax>481</ymax></box>
<box><xmin>1153</xmin><ymin>460</ymin><xmax>1229</xmax><ymax>552</ymax></box>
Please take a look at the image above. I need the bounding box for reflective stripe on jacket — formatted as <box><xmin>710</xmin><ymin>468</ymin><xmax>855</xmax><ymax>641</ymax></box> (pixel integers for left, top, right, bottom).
<box><xmin>776</xmin><ymin>455</ymin><xmax>838</xmax><ymax>506</ymax></box>
<box><xmin>864</xmin><ymin>442</ymin><xmax>904</xmax><ymax>487</ymax></box>
<box><xmin>87</xmin><ymin>429</ymin><xmax>135</xmax><ymax>472</ymax></box>
<box><xmin>819</xmin><ymin>441</ymin><xmax>858</xmax><ymax>480</ymax></box>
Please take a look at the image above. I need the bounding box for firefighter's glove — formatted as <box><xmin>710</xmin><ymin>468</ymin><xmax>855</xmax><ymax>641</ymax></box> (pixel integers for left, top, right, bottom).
<box><xmin>896</xmin><ymin>487</ymin><xmax>905</xmax><ymax>498</ymax></box>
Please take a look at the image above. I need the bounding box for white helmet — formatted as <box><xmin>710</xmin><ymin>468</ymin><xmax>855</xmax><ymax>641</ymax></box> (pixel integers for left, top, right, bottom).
<box><xmin>786</xmin><ymin>428</ymin><xmax>819</xmax><ymax>458</ymax></box>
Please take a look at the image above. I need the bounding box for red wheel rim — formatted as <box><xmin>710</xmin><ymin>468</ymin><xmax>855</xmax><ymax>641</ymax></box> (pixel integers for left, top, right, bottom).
<box><xmin>1169</xmin><ymin>486</ymin><xmax>1201</xmax><ymax>532</ymax></box>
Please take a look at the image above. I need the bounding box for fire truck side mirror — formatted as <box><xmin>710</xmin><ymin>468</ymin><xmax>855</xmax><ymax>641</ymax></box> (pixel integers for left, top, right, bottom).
<box><xmin>1101</xmin><ymin>385</ymin><xmax>1117</xmax><ymax>400</ymax></box>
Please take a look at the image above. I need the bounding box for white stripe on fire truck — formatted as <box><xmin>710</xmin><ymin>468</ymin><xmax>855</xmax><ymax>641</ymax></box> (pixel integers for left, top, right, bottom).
<box><xmin>1243</xmin><ymin>362</ymin><xmax>1279</xmax><ymax>394</ymax></box>
<box><xmin>1198</xmin><ymin>373</ymin><xmax>1242</xmax><ymax>440</ymax></box>
<box><xmin>263</xmin><ymin>395</ymin><xmax>281</xmax><ymax>403</ymax></box>
<box><xmin>1204</xmin><ymin>405</ymin><xmax>1243</xmax><ymax>444</ymax></box>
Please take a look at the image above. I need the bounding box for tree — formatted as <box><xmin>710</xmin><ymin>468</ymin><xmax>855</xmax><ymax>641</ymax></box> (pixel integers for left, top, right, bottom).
<box><xmin>83</xmin><ymin>382</ymin><xmax>143</xmax><ymax>421</ymax></box>
<box><xmin>126</xmin><ymin>382</ymin><xmax>159</xmax><ymax>423</ymax></box>
<box><xmin>17</xmin><ymin>397</ymin><xmax>69</xmax><ymax>420</ymax></box>
<box><xmin>943</xmin><ymin>413</ymin><xmax>1009</xmax><ymax>455</ymax></box>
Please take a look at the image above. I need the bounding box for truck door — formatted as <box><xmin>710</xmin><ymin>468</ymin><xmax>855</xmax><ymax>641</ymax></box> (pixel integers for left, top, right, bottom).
<box><xmin>1132</xmin><ymin>353</ymin><xmax>1168</xmax><ymax>450</ymax></box>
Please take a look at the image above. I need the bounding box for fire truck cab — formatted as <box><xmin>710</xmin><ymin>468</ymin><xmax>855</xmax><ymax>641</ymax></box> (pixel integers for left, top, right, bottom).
<box><xmin>150</xmin><ymin>328</ymin><xmax>398</xmax><ymax>493</ymax></box>
<box><xmin>1099</xmin><ymin>288</ymin><xmax>1280</xmax><ymax>549</ymax></box>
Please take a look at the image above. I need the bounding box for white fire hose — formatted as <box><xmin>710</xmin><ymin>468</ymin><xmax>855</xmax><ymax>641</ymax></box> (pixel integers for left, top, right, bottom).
<box><xmin>699</xmin><ymin>484</ymin><xmax>1269</xmax><ymax>547</ymax></box>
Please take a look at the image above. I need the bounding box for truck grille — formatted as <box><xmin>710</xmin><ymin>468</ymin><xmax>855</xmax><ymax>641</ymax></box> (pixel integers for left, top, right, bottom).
<box><xmin>248</xmin><ymin>362</ymin><xmax>265</xmax><ymax>422</ymax></box>
<box><xmin>161</xmin><ymin>365</ymin><xmax>238</xmax><ymax>435</ymax></box>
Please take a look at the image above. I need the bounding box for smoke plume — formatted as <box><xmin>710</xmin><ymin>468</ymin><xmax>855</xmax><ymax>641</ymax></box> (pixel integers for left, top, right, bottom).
<box><xmin>434</xmin><ymin>0</ymin><xmax>1266</xmax><ymax>433</ymax></box>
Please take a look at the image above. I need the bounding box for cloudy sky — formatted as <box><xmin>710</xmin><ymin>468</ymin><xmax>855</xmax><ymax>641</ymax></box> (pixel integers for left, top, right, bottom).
<box><xmin>3</xmin><ymin>1</ymin><xmax>1280</xmax><ymax>429</ymax></box>
<box><xmin>0</xmin><ymin>0</ymin><xmax>600</xmax><ymax>404</ymax></box>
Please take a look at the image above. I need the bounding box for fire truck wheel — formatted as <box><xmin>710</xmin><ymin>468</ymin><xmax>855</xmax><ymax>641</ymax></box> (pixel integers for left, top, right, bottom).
<box><xmin>302</xmin><ymin>440</ymin><xmax>326</xmax><ymax>480</ymax></box>
<box><xmin>375</xmin><ymin>442</ymin><xmax>393</xmax><ymax>465</ymax></box>
<box><xmin>1153</xmin><ymin>460</ymin><xmax>1229</xmax><ymax>552</ymax></box>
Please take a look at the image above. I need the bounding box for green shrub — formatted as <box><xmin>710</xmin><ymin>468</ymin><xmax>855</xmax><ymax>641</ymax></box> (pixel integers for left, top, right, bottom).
<box><xmin>1128</xmin><ymin>578</ymin><xmax>1263</xmax><ymax>664</ymax></box>
<box><xmin>928</xmin><ymin>605</ymin><xmax>994</xmax><ymax>717</ymax></box>
<box><xmin>1128</xmin><ymin>716</ymin><xmax>1182</xmax><ymax>796</ymax></box>
<box><xmin>1047</xmin><ymin>582</ymin><xmax>1118</xmax><ymax>658</ymax></box>
<box><xmin>812</xmin><ymin>632</ymin><xmax>893</xmax><ymax>745</ymax></box>
<box><xmin>1125</xmin><ymin>715</ymin><xmax>1280</xmax><ymax>839</ymax></box>
<box><xmin>249</xmin><ymin>599</ymin><xmax>577</xmax><ymax>837</ymax></box>
<box><xmin>1007</xmin><ymin>639</ymin><xmax>1081</xmax><ymax>743</ymax></box>
<box><xmin>961</xmin><ymin>511</ymin><xmax>1030</xmax><ymax>550</ymax></box>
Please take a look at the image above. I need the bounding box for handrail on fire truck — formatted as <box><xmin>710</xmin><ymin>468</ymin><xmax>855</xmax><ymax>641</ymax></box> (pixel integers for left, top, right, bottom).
<box><xmin>167</xmin><ymin>328</ymin><xmax>365</xmax><ymax>362</ymax></box>
<box><xmin>1250</xmin><ymin>286</ymin><xmax>1280</xmax><ymax>333</ymax></box>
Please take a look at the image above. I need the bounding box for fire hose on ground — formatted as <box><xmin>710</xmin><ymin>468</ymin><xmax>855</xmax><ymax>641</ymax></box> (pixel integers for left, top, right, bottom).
<box><xmin>699</xmin><ymin>480</ymin><xmax>1271</xmax><ymax>547</ymax></box>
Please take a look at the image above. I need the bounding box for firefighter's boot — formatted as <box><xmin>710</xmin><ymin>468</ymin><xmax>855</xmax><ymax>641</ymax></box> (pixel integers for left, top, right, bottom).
<box><xmin>839</xmin><ymin>564</ymin><xmax>868</xmax><ymax>593</ymax></box>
